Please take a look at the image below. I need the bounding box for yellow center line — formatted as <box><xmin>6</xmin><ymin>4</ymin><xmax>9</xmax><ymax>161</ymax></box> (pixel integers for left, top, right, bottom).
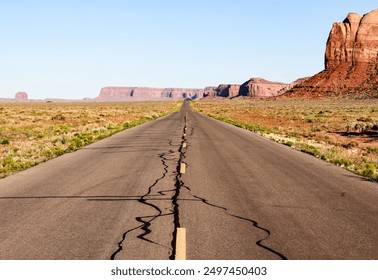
<box><xmin>180</xmin><ymin>163</ymin><xmax>186</xmax><ymax>174</ymax></box>
<box><xmin>175</xmin><ymin>228</ymin><xmax>186</xmax><ymax>260</ymax></box>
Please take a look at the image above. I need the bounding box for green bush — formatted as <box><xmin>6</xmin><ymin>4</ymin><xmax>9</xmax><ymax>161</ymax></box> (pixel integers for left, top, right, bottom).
<box><xmin>300</xmin><ymin>144</ymin><xmax>321</xmax><ymax>157</ymax></box>
<box><xmin>342</xmin><ymin>141</ymin><xmax>359</xmax><ymax>149</ymax></box>
<box><xmin>332</xmin><ymin>158</ymin><xmax>352</xmax><ymax>167</ymax></box>
<box><xmin>365</xmin><ymin>147</ymin><xmax>378</xmax><ymax>154</ymax></box>
<box><xmin>283</xmin><ymin>141</ymin><xmax>294</xmax><ymax>147</ymax></box>
<box><xmin>51</xmin><ymin>114</ymin><xmax>66</xmax><ymax>121</ymax></box>
<box><xmin>361</xmin><ymin>164</ymin><xmax>377</xmax><ymax>179</ymax></box>
<box><xmin>1</xmin><ymin>139</ymin><xmax>10</xmax><ymax>145</ymax></box>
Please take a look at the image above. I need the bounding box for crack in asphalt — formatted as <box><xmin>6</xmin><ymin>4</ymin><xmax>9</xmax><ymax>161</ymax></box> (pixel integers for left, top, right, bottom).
<box><xmin>110</xmin><ymin>151</ymin><xmax>173</xmax><ymax>260</ymax></box>
<box><xmin>110</xmin><ymin>117</ymin><xmax>187</xmax><ymax>260</ymax></box>
<box><xmin>180</xmin><ymin>184</ymin><xmax>288</xmax><ymax>260</ymax></box>
<box><xmin>168</xmin><ymin>114</ymin><xmax>187</xmax><ymax>260</ymax></box>
<box><xmin>111</xmin><ymin>108</ymin><xmax>287</xmax><ymax>260</ymax></box>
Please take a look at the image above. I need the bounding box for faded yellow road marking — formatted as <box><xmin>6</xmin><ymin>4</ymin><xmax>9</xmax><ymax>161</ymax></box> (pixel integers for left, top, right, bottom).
<box><xmin>175</xmin><ymin>228</ymin><xmax>186</xmax><ymax>260</ymax></box>
<box><xmin>180</xmin><ymin>163</ymin><xmax>186</xmax><ymax>174</ymax></box>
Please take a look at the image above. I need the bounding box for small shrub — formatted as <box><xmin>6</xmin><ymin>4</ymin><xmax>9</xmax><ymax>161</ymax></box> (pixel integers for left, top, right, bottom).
<box><xmin>357</xmin><ymin>117</ymin><xmax>373</xmax><ymax>122</ymax></box>
<box><xmin>283</xmin><ymin>141</ymin><xmax>294</xmax><ymax>147</ymax></box>
<box><xmin>1</xmin><ymin>139</ymin><xmax>10</xmax><ymax>145</ymax></box>
<box><xmin>332</xmin><ymin>158</ymin><xmax>352</xmax><ymax>167</ymax></box>
<box><xmin>365</xmin><ymin>147</ymin><xmax>378</xmax><ymax>154</ymax></box>
<box><xmin>300</xmin><ymin>144</ymin><xmax>321</xmax><ymax>157</ymax></box>
<box><xmin>51</xmin><ymin>114</ymin><xmax>66</xmax><ymax>121</ymax></box>
<box><xmin>306</xmin><ymin>118</ymin><xmax>313</xmax><ymax>123</ymax></box>
<box><xmin>342</xmin><ymin>141</ymin><xmax>359</xmax><ymax>149</ymax></box>
<box><xmin>361</xmin><ymin>164</ymin><xmax>376</xmax><ymax>179</ymax></box>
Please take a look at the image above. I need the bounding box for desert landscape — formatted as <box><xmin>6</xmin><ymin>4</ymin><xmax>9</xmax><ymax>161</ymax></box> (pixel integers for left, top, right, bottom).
<box><xmin>192</xmin><ymin>99</ymin><xmax>377</xmax><ymax>181</ymax></box>
<box><xmin>0</xmin><ymin>3</ymin><xmax>377</xmax><ymax>266</ymax></box>
<box><xmin>2</xmin><ymin>9</ymin><xmax>377</xmax><ymax>181</ymax></box>
<box><xmin>0</xmin><ymin>101</ymin><xmax>180</xmax><ymax>178</ymax></box>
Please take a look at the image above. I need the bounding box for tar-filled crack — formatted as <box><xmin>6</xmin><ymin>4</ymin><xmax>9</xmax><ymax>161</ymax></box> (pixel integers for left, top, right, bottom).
<box><xmin>110</xmin><ymin>151</ymin><xmax>173</xmax><ymax>260</ymax></box>
<box><xmin>180</xmin><ymin>183</ymin><xmax>288</xmax><ymax>259</ymax></box>
<box><xmin>168</xmin><ymin>114</ymin><xmax>187</xmax><ymax>260</ymax></box>
<box><xmin>110</xmin><ymin>114</ymin><xmax>188</xmax><ymax>260</ymax></box>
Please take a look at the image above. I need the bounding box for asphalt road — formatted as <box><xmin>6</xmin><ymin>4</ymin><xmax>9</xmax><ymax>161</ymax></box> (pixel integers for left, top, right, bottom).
<box><xmin>0</xmin><ymin>101</ymin><xmax>377</xmax><ymax>260</ymax></box>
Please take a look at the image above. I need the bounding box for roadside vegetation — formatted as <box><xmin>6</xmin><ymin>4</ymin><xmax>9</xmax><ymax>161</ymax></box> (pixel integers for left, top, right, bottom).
<box><xmin>192</xmin><ymin>99</ymin><xmax>378</xmax><ymax>181</ymax></box>
<box><xmin>0</xmin><ymin>101</ymin><xmax>181</xmax><ymax>178</ymax></box>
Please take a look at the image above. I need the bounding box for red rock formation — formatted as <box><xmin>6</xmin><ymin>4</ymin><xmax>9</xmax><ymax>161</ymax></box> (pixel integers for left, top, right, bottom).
<box><xmin>202</xmin><ymin>79</ymin><xmax>287</xmax><ymax>99</ymax></box>
<box><xmin>286</xmin><ymin>9</ymin><xmax>378</xmax><ymax>98</ymax></box>
<box><xmin>15</xmin><ymin>92</ymin><xmax>28</xmax><ymax>100</ymax></box>
<box><xmin>97</xmin><ymin>87</ymin><xmax>134</xmax><ymax>99</ymax></box>
<box><xmin>203</xmin><ymin>86</ymin><xmax>218</xmax><ymax>97</ymax></box>
<box><xmin>288</xmin><ymin>77</ymin><xmax>310</xmax><ymax>89</ymax></box>
<box><xmin>216</xmin><ymin>84</ymin><xmax>240</xmax><ymax>98</ymax></box>
<box><xmin>239</xmin><ymin>78</ymin><xmax>289</xmax><ymax>97</ymax></box>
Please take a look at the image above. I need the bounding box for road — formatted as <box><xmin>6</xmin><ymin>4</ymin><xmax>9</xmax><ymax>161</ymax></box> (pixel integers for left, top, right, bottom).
<box><xmin>0</xmin><ymin>101</ymin><xmax>377</xmax><ymax>260</ymax></box>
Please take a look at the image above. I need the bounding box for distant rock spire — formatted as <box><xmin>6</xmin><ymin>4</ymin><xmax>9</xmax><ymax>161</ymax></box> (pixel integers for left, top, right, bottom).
<box><xmin>15</xmin><ymin>92</ymin><xmax>28</xmax><ymax>100</ymax></box>
<box><xmin>285</xmin><ymin>9</ymin><xmax>378</xmax><ymax>98</ymax></box>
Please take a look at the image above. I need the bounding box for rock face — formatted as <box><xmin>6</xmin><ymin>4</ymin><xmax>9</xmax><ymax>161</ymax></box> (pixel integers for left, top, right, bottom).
<box><xmin>239</xmin><ymin>78</ymin><xmax>289</xmax><ymax>97</ymax></box>
<box><xmin>286</xmin><ymin>9</ymin><xmax>378</xmax><ymax>98</ymax></box>
<box><xmin>97</xmin><ymin>87</ymin><xmax>204</xmax><ymax>100</ymax></box>
<box><xmin>216</xmin><ymin>84</ymin><xmax>241</xmax><ymax>98</ymax></box>
<box><xmin>15</xmin><ymin>92</ymin><xmax>28</xmax><ymax>100</ymax></box>
<box><xmin>203</xmin><ymin>86</ymin><xmax>218</xmax><ymax>97</ymax></box>
<box><xmin>203</xmin><ymin>78</ymin><xmax>288</xmax><ymax>98</ymax></box>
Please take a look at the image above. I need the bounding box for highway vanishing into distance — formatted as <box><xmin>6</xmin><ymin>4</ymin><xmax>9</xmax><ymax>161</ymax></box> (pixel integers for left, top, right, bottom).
<box><xmin>0</xmin><ymin>102</ymin><xmax>377</xmax><ymax>260</ymax></box>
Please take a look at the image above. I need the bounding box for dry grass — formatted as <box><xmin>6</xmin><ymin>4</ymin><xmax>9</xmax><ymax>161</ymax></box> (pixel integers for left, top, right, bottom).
<box><xmin>192</xmin><ymin>98</ymin><xmax>378</xmax><ymax>181</ymax></box>
<box><xmin>0</xmin><ymin>101</ymin><xmax>181</xmax><ymax>178</ymax></box>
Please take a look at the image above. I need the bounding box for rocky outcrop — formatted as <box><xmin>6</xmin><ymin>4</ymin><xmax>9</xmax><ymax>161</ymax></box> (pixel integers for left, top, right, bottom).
<box><xmin>216</xmin><ymin>84</ymin><xmax>241</xmax><ymax>98</ymax></box>
<box><xmin>15</xmin><ymin>92</ymin><xmax>28</xmax><ymax>100</ymax></box>
<box><xmin>97</xmin><ymin>87</ymin><xmax>203</xmax><ymax>100</ymax></box>
<box><xmin>288</xmin><ymin>77</ymin><xmax>310</xmax><ymax>89</ymax></box>
<box><xmin>286</xmin><ymin>9</ymin><xmax>378</xmax><ymax>98</ymax></box>
<box><xmin>203</xmin><ymin>86</ymin><xmax>218</xmax><ymax>97</ymax></box>
<box><xmin>239</xmin><ymin>78</ymin><xmax>289</xmax><ymax>97</ymax></box>
<box><xmin>202</xmin><ymin>78</ymin><xmax>288</xmax><ymax>98</ymax></box>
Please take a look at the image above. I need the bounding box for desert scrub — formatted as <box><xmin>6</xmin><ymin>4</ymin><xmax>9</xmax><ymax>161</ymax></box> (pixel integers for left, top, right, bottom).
<box><xmin>192</xmin><ymin>99</ymin><xmax>378</xmax><ymax>181</ymax></box>
<box><xmin>0</xmin><ymin>101</ymin><xmax>181</xmax><ymax>178</ymax></box>
<box><xmin>206</xmin><ymin>114</ymin><xmax>273</xmax><ymax>134</ymax></box>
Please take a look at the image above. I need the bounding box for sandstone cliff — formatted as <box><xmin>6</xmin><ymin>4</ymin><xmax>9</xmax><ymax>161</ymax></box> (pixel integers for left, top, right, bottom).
<box><xmin>286</xmin><ymin>9</ymin><xmax>378</xmax><ymax>98</ymax></box>
<box><xmin>239</xmin><ymin>78</ymin><xmax>289</xmax><ymax>97</ymax></box>
<box><xmin>203</xmin><ymin>78</ymin><xmax>288</xmax><ymax>98</ymax></box>
<box><xmin>216</xmin><ymin>84</ymin><xmax>241</xmax><ymax>98</ymax></box>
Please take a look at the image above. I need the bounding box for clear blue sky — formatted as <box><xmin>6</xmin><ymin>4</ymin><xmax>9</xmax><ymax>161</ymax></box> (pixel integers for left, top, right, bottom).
<box><xmin>1</xmin><ymin>1</ymin><xmax>377</xmax><ymax>99</ymax></box>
